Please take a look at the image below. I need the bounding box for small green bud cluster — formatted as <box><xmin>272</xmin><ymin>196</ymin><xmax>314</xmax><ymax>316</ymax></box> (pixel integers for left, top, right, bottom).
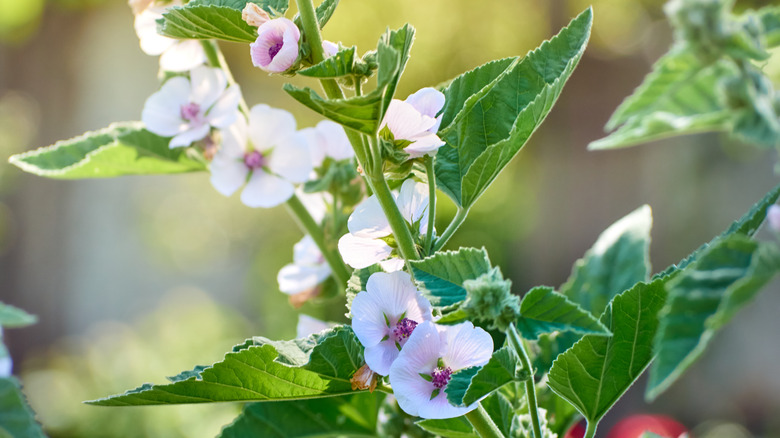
<box><xmin>462</xmin><ymin>267</ymin><xmax>520</xmax><ymax>332</ymax></box>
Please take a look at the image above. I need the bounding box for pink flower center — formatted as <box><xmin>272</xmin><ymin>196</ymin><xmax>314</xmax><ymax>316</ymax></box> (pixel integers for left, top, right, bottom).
<box><xmin>268</xmin><ymin>41</ymin><xmax>284</xmax><ymax>59</ymax></box>
<box><xmin>180</xmin><ymin>102</ymin><xmax>202</xmax><ymax>123</ymax></box>
<box><xmin>392</xmin><ymin>317</ymin><xmax>418</xmax><ymax>343</ymax></box>
<box><xmin>244</xmin><ymin>150</ymin><xmax>266</xmax><ymax>169</ymax></box>
<box><xmin>431</xmin><ymin>366</ymin><xmax>453</xmax><ymax>389</ymax></box>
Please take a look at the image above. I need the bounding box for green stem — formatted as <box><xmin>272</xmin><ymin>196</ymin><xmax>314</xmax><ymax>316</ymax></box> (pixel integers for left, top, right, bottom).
<box><xmin>424</xmin><ymin>156</ymin><xmax>436</xmax><ymax>255</ymax></box>
<box><xmin>433</xmin><ymin>207</ymin><xmax>469</xmax><ymax>251</ymax></box>
<box><xmin>583</xmin><ymin>421</ymin><xmax>598</xmax><ymax>438</ymax></box>
<box><xmin>507</xmin><ymin>323</ymin><xmax>543</xmax><ymax>438</ymax></box>
<box><xmin>369</xmin><ymin>175</ymin><xmax>420</xmax><ymax>262</ymax></box>
<box><xmin>464</xmin><ymin>404</ymin><xmax>505</xmax><ymax>438</ymax></box>
<box><xmin>286</xmin><ymin>193</ymin><xmax>351</xmax><ymax>288</ymax></box>
<box><xmin>200</xmin><ymin>40</ymin><xmax>250</xmax><ymax>117</ymax></box>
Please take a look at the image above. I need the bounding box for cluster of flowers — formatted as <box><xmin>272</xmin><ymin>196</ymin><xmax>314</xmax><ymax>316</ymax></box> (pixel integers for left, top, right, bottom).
<box><xmin>129</xmin><ymin>0</ymin><xmax>487</xmax><ymax>420</ymax></box>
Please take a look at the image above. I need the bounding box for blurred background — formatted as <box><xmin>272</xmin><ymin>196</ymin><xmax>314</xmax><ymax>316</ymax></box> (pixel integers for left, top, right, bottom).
<box><xmin>0</xmin><ymin>0</ymin><xmax>779</xmax><ymax>436</ymax></box>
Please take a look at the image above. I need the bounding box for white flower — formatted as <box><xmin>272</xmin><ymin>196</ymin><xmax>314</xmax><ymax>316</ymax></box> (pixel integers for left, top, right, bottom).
<box><xmin>296</xmin><ymin>314</ymin><xmax>336</xmax><ymax>338</ymax></box>
<box><xmin>767</xmin><ymin>204</ymin><xmax>780</xmax><ymax>232</ymax></box>
<box><xmin>338</xmin><ymin>179</ymin><xmax>429</xmax><ymax>271</ymax></box>
<box><xmin>209</xmin><ymin>104</ymin><xmax>312</xmax><ymax>208</ymax></box>
<box><xmin>322</xmin><ymin>40</ymin><xmax>340</xmax><ymax>57</ymax></box>
<box><xmin>142</xmin><ymin>66</ymin><xmax>241</xmax><ymax>148</ymax></box>
<box><xmin>134</xmin><ymin>2</ymin><xmax>207</xmax><ymax>72</ymax></box>
<box><xmin>300</xmin><ymin>120</ymin><xmax>354</xmax><ymax>168</ymax></box>
<box><xmin>389</xmin><ymin>321</ymin><xmax>493</xmax><ymax>419</ymax></box>
<box><xmin>381</xmin><ymin>87</ymin><xmax>446</xmax><ymax>158</ymax></box>
<box><xmin>250</xmin><ymin>18</ymin><xmax>300</xmax><ymax>73</ymax></box>
<box><xmin>351</xmin><ymin>271</ymin><xmax>434</xmax><ymax>375</ymax></box>
<box><xmin>277</xmin><ymin>235</ymin><xmax>331</xmax><ymax>295</ymax></box>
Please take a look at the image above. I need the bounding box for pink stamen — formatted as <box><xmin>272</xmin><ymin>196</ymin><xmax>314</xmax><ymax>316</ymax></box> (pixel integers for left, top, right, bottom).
<box><xmin>180</xmin><ymin>102</ymin><xmax>202</xmax><ymax>122</ymax></box>
<box><xmin>392</xmin><ymin>318</ymin><xmax>418</xmax><ymax>343</ymax></box>
<box><xmin>431</xmin><ymin>366</ymin><xmax>453</xmax><ymax>389</ymax></box>
<box><xmin>244</xmin><ymin>150</ymin><xmax>266</xmax><ymax>169</ymax></box>
<box><xmin>268</xmin><ymin>41</ymin><xmax>284</xmax><ymax>59</ymax></box>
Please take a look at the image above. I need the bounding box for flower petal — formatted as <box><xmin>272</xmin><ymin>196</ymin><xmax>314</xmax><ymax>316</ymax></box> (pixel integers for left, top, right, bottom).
<box><xmin>405</xmin><ymin>87</ymin><xmax>445</xmax><ymax>123</ymax></box>
<box><xmin>348</xmin><ymin>194</ymin><xmax>391</xmax><ymax>238</ymax></box>
<box><xmin>383</xmin><ymin>100</ymin><xmax>437</xmax><ymax>141</ymax></box>
<box><xmin>169</xmin><ymin>124</ymin><xmax>210</xmax><ymax>148</ymax></box>
<box><xmin>240</xmin><ymin>169</ymin><xmax>294</xmax><ymax>208</ymax></box>
<box><xmin>297</xmin><ymin>190</ymin><xmax>329</xmax><ymax>223</ymax></box>
<box><xmin>317</xmin><ymin>120</ymin><xmax>354</xmax><ymax>161</ymax></box>
<box><xmin>364</xmin><ymin>340</ymin><xmax>400</xmax><ymax>376</ymax></box>
<box><xmin>396</xmin><ymin>179</ymin><xmax>429</xmax><ymax>232</ymax></box>
<box><xmin>277</xmin><ymin>263</ymin><xmax>330</xmax><ymax>295</ymax></box>
<box><xmin>207</xmin><ymin>84</ymin><xmax>242</xmax><ymax>128</ymax></box>
<box><xmin>135</xmin><ymin>6</ymin><xmax>175</xmax><ymax>56</ymax></box>
<box><xmin>389</xmin><ymin>321</ymin><xmax>444</xmax><ymax>417</ymax></box>
<box><xmin>190</xmin><ymin>66</ymin><xmax>228</xmax><ymax>110</ymax></box>
<box><xmin>248</xmin><ymin>104</ymin><xmax>297</xmax><ymax>151</ymax></box>
<box><xmin>365</xmin><ymin>271</ymin><xmax>432</xmax><ymax>323</ymax></box>
<box><xmin>159</xmin><ymin>40</ymin><xmax>207</xmax><ymax>72</ymax></box>
<box><xmin>337</xmin><ymin>234</ymin><xmax>392</xmax><ymax>269</ymax></box>
<box><xmin>210</xmin><ymin>154</ymin><xmax>248</xmax><ymax>197</ymax></box>
<box><xmin>403</xmin><ymin>133</ymin><xmax>445</xmax><ymax>159</ymax></box>
<box><xmin>378</xmin><ymin>258</ymin><xmax>405</xmax><ymax>272</ymax></box>
<box><xmin>268</xmin><ymin>132</ymin><xmax>312</xmax><ymax>183</ymax></box>
<box><xmin>300</xmin><ymin>127</ymin><xmax>326</xmax><ymax>168</ymax></box>
<box><xmin>142</xmin><ymin>76</ymin><xmax>191</xmax><ymax>137</ymax></box>
<box><xmin>296</xmin><ymin>314</ymin><xmax>334</xmax><ymax>339</ymax></box>
<box><xmin>351</xmin><ymin>291</ymin><xmax>392</xmax><ymax>348</ymax></box>
<box><xmin>442</xmin><ymin>321</ymin><xmax>493</xmax><ymax>371</ymax></box>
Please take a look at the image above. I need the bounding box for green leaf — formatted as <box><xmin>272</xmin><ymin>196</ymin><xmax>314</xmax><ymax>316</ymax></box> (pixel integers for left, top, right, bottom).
<box><xmin>9</xmin><ymin>122</ymin><xmax>206</xmax><ymax>179</ymax></box>
<box><xmin>446</xmin><ymin>346</ymin><xmax>518</xmax><ymax>407</ymax></box>
<box><xmin>547</xmin><ymin>279</ymin><xmax>667</xmax><ymax>426</ymax></box>
<box><xmin>647</xmin><ymin>235</ymin><xmax>780</xmax><ymax>401</ymax></box>
<box><xmin>0</xmin><ymin>377</ymin><xmax>46</xmax><ymax>438</ymax></box>
<box><xmin>416</xmin><ymin>416</ymin><xmax>477</xmax><ymax>438</ymax></box>
<box><xmin>516</xmin><ymin>286</ymin><xmax>610</xmax><ymax>340</ymax></box>
<box><xmin>481</xmin><ymin>391</ymin><xmax>514</xmax><ymax>437</ymax></box>
<box><xmin>511</xmin><ymin>407</ymin><xmax>557</xmax><ymax>438</ymax></box>
<box><xmin>87</xmin><ymin>326</ymin><xmax>365</xmax><ymax>406</ymax></box>
<box><xmin>0</xmin><ymin>303</ymin><xmax>36</xmax><ymax>329</ymax></box>
<box><xmin>345</xmin><ymin>265</ymin><xmax>384</xmax><ymax>318</ymax></box>
<box><xmin>655</xmin><ymin>182</ymin><xmax>780</xmax><ymax>280</ymax></box>
<box><xmin>759</xmin><ymin>6</ymin><xmax>780</xmax><ymax>47</ymax></box>
<box><xmin>409</xmin><ymin>247</ymin><xmax>493</xmax><ymax>307</ymax></box>
<box><xmin>561</xmin><ymin>205</ymin><xmax>652</xmax><ymax>317</ymax></box>
<box><xmin>158</xmin><ymin>0</ymin><xmax>282</xmax><ymax>43</ymax></box>
<box><xmin>298</xmin><ymin>46</ymin><xmax>356</xmax><ymax>78</ymax></box>
<box><xmin>218</xmin><ymin>392</ymin><xmax>383</xmax><ymax>437</ymax></box>
<box><xmin>435</xmin><ymin>8</ymin><xmax>591</xmax><ymax>208</ymax></box>
<box><xmin>314</xmin><ymin>0</ymin><xmax>338</xmax><ymax>28</ymax></box>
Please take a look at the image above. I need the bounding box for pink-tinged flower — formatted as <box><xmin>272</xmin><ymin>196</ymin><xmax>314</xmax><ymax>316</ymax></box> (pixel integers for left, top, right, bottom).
<box><xmin>381</xmin><ymin>87</ymin><xmax>446</xmax><ymax>158</ymax></box>
<box><xmin>296</xmin><ymin>314</ymin><xmax>336</xmax><ymax>338</ymax></box>
<box><xmin>322</xmin><ymin>40</ymin><xmax>340</xmax><ymax>57</ymax></box>
<box><xmin>209</xmin><ymin>104</ymin><xmax>312</xmax><ymax>208</ymax></box>
<box><xmin>338</xmin><ymin>179</ymin><xmax>429</xmax><ymax>271</ymax></box>
<box><xmin>389</xmin><ymin>321</ymin><xmax>493</xmax><ymax>419</ymax></box>
<box><xmin>142</xmin><ymin>66</ymin><xmax>240</xmax><ymax>148</ymax></box>
<box><xmin>250</xmin><ymin>18</ymin><xmax>300</xmax><ymax>73</ymax></box>
<box><xmin>300</xmin><ymin>120</ymin><xmax>355</xmax><ymax>168</ymax></box>
<box><xmin>767</xmin><ymin>205</ymin><xmax>780</xmax><ymax>232</ymax></box>
<box><xmin>350</xmin><ymin>271</ymin><xmax>434</xmax><ymax>375</ymax></box>
<box><xmin>134</xmin><ymin>2</ymin><xmax>207</xmax><ymax>72</ymax></box>
<box><xmin>277</xmin><ymin>235</ymin><xmax>331</xmax><ymax>295</ymax></box>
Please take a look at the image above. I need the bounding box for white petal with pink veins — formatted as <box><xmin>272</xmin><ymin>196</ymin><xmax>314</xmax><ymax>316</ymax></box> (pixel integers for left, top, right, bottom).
<box><xmin>190</xmin><ymin>66</ymin><xmax>228</xmax><ymax>110</ymax></box>
<box><xmin>240</xmin><ymin>169</ymin><xmax>294</xmax><ymax>208</ymax></box>
<box><xmin>383</xmin><ymin>100</ymin><xmax>437</xmax><ymax>140</ymax></box>
<box><xmin>403</xmin><ymin>133</ymin><xmax>445</xmax><ymax>158</ymax></box>
<box><xmin>169</xmin><ymin>123</ymin><xmax>210</xmax><ymax>148</ymax></box>
<box><xmin>142</xmin><ymin>76</ymin><xmax>191</xmax><ymax>137</ymax></box>
<box><xmin>396</xmin><ymin>179</ymin><xmax>430</xmax><ymax>233</ymax></box>
<box><xmin>206</xmin><ymin>85</ymin><xmax>241</xmax><ymax>129</ymax></box>
<box><xmin>405</xmin><ymin>87</ymin><xmax>445</xmax><ymax>130</ymax></box>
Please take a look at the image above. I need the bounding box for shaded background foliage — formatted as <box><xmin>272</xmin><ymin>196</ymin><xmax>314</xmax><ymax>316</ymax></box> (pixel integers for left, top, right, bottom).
<box><xmin>0</xmin><ymin>0</ymin><xmax>779</xmax><ymax>436</ymax></box>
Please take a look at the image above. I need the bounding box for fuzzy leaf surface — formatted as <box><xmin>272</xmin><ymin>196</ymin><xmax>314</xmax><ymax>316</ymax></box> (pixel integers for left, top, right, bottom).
<box><xmin>158</xmin><ymin>0</ymin><xmax>281</xmax><ymax>43</ymax></box>
<box><xmin>446</xmin><ymin>347</ymin><xmax>518</xmax><ymax>407</ymax></box>
<box><xmin>516</xmin><ymin>286</ymin><xmax>610</xmax><ymax>340</ymax></box>
<box><xmin>647</xmin><ymin>236</ymin><xmax>780</xmax><ymax>401</ymax></box>
<box><xmin>409</xmin><ymin>248</ymin><xmax>492</xmax><ymax>307</ymax></box>
<box><xmin>298</xmin><ymin>46</ymin><xmax>356</xmax><ymax>78</ymax></box>
<box><xmin>218</xmin><ymin>392</ymin><xmax>383</xmax><ymax>437</ymax></box>
<box><xmin>9</xmin><ymin>122</ymin><xmax>205</xmax><ymax>179</ymax></box>
<box><xmin>0</xmin><ymin>378</ymin><xmax>45</xmax><ymax>438</ymax></box>
<box><xmin>547</xmin><ymin>280</ymin><xmax>667</xmax><ymax>425</ymax></box>
<box><xmin>87</xmin><ymin>326</ymin><xmax>364</xmax><ymax>405</ymax></box>
<box><xmin>435</xmin><ymin>8</ymin><xmax>591</xmax><ymax>208</ymax></box>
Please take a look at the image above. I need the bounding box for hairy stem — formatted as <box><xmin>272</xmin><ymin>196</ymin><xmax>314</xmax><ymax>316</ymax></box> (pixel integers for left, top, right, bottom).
<box><xmin>507</xmin><ymin>323</ymin><xmax>543</xmax><ymax>438</ymax></box>
<box><xmin>200</xmin><ymin>40</ymin><xmax>250</xmax><ymax>117</ymax></box>
<box><xmin>433</xmin><ymin>206</ymin><xmax>469</xmax><ymax>251</ymax></box>
<box><xmin>424</xmin><ymin>156</ymin><xmax>436</xmax><ymax>255</ymax></box>
<box><xmin>465</xmin><ymin>404</ymin><xmax>505</xmax><ymax>438</ymax></box>
<box><xmin>286</xmin><ymin>193</ymin><xmax>351</xmax><ymax>287</ymax></box>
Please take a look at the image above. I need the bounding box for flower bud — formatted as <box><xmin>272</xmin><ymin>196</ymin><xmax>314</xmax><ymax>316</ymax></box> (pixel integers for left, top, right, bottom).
<box><xmin>351</xmin><ymin>364</ymin><xmax>377</xmax><ymax>392</ymax></box>
<box><xmin>242</xmin><ymin>3</ymin><xmax>270</xmax><ymax>27</ymax></box>
<box><xmin>462</xmin><ymin>267</ymin><xmax>520</xmax><ymax>331</ymax></box>
<box><xmin>250</xmin><ymin>18</ymin><xmax>300</xmax><ymax>73</ymax></box>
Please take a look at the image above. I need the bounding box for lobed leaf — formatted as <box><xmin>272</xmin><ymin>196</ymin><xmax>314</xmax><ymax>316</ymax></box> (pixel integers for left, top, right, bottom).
<box><xmin>547</xmin><ymin>280</ymin><xmax>667</xmax><ymax>427</ymax></box>
<box><xmin>647</xmin><ymin>235</ymin><xmax>780</xmax><ymax>401</ymax></box>
<box><xmin>435</xmin><ymin>8</ymin><xmax>592</xmax><ymax>209</ymax></box>
<box><xmin>9</xmin><ymin>122</ymin><xmax>206</xmax><ymax>179</ymax></box>
<box><xmin>218</xmin><ymin>392</ymin><xmax>384</xmax><ymax>437</ymax></box>
<box><xmin>87</xmin><ymin>326</ymin><xmax>364</xmax><ymax>406</ymax></box>
<box><xmin>298</xmin><ymin>46</ymin><xmax>357</xmax><ymax>78</ymax></box>
<box><xmin>446</xmin><ymin>347</ymin><xmax>518</xmax><ymax>407</ymax></box>
<box><xmin>0</xmin><ymin>378</ymin><xmax>46</xmax><ymax>438</ymax></box>
<box><xmin>409</xmin><ymin>247</ymin><xmax>492</xmax><ymax>307</ymax></box>
<box><xmin>516</xmin><ymin>286</ymin><xmax>610</xmax><ymax>340</ymax></box>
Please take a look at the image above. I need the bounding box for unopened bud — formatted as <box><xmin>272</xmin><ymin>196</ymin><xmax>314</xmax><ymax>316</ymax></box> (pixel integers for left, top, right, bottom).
<box><xmin>242</xmin><ymin>3</ymin><xmax>270</xmax><ymax>27</ymax></box>
<box><xmin>351</xmin><ymin>364</ymin><xmax>377</xmax><ymax>392</ymax></box>
<box><xmin>288</xmin><ymin>286</ymin><xmax>321</xmax><ymax>308</ymax></box>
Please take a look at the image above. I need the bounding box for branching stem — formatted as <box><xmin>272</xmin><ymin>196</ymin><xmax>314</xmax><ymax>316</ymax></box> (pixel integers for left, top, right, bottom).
<box><xmin>507</xmin><ymin>323</ymin><xmax>543</xmax><ymax>438</ymax></box>
<box><xmin>434</xmin><ymin>206</ymin><xmax>469</xmax><ymax>251</ymax></box>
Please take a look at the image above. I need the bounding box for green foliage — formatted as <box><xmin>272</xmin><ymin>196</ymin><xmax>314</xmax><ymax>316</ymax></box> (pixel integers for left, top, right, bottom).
<box><xmin>516</xmin><ymin>286</ymin><xmax>609</xmax><ymax>340</ymax></box>
<box><xmin>0</xmin><ymin>303</ymin><xmax>36</xmax><ymax>328</ymax></box>
<box><xmin>647</xmin><ymin>235</ymin><xmax>780</xmax><ymax>401</ymax></box>
<box><xmin>417</xmin><ymin>392</ymin><xmax>513</xmax><ymax>438</ymax></box>
<box><xmin>314</xmin><ymin>0</ymin><xmax>337</xmax><ymax>28</ymax></box>
<box><xmin>298</xmin><ymin>46</ymin><xmax>357</xmax><ymax>78</ymax></box>
<box><xmin>547</xmin><ymin>280</ymin><xmax>667</xmax><ymax>428</ymax></box>
<box><xmin>409</xmin><ymin>247</ymin><xmax>493</xmax><ymax>307</ymax></box>
<box><xmin>561</xmin><ymin>205</ymin><xmax>652</xmax><ymax>317</ymax></box>
<box><xmin>462</xmin><ymin>267</ymin><xmax>519</xmax><ymax>331</ymax></box>
<box><xmin>87</xmin><ymin>326</ymin><xmax>365</xmax><ymax>406</ymax></box>
<box><xmin>434</xmin><ymin>8</ymin><xmax>592</xmax><ymax>209</ymax></box>
<box><xmin>218</xmin><ymin>392</ymin><xmax>384</xmax><ymax>437</ymax></box>
<box><xmin>0</xmin><ymin>378</ymin><xmax>46</xmax><ymax>438</ymax></box>
<box><xmin>510</xmin><ymin>408</ymin><xmax>557</xmax><ymax>438</ymax></box>
<box><xmin>158</xmin><ymin>0</ymin><xmax>281</xmax><ymax>43</ymax></box>
<box><xmin>446</xmin><ymin>347</ymin><xmax>519</xmax><ymax>407</ymax></box>
<box><xmin>345</xmin><ymin>265</ymin><xmax>384</xmax><ymax>318</ymax></box>
<box><xmin>8</xmin><ymin>122</ymin><xmax>206</xmax><ymax>179</ymax></box>
<box><xmin>759</xmin><ymin>7</ymin><xmax>780</xmax><ymax>47</ymax></box>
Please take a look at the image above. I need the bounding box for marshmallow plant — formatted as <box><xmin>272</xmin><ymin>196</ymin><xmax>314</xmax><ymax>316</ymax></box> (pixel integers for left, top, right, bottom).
<box><xmin>8</xmin><ymin>0</ymin><xmax>780</xmax><ymax>437</ymax></box>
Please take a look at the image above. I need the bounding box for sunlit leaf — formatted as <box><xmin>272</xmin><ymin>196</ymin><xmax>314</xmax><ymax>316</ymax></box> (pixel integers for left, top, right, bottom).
<box><xmin>409</xmin><ymin>247</ymin><xmax>492</xmax><ymax>307</ymax></box>
<box><xmin>516</xmin><ymin>286</ymin><xmax>609</xmax><ymax>340</ymax></box>
<box><xmin>446</xmin><ymin>347</ymin><xmax>518</xmax><ymax>407</ymax></box>
<box><xmin>0</xmin><ymin>377</ymin><xmax>45</xmax><ymax>438</ymax></box>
